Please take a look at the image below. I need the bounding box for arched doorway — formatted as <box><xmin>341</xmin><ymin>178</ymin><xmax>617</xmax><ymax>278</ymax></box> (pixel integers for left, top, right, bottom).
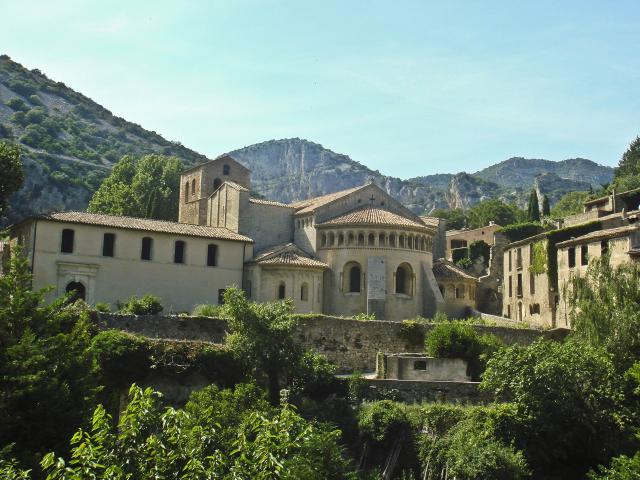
<box><xmin>66</xmin><ymin>281</ymin><xmax>86</xmax><ymax>302</ymax></box>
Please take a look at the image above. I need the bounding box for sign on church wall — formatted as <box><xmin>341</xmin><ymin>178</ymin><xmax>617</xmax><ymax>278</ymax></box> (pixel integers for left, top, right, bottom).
<box><xmin>367</xmin><ymin>257</ymin><xmax>386</xmax><ymax>300</ymax></box>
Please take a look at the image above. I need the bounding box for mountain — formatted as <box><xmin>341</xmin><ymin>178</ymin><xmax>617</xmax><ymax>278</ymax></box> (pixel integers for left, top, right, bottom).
<box><xmin>0</xmin><ymin>55</ymin><xmax>616</xmax><ymax>225</ymax></box>
<box><xmin>475</xmin><ymin>157</ymin><xmax>613</xmax><ymax>190</ymax></box>
<box><xmin>0</xmin><ymin>54</ymin><xmax>207</xmax><ymax>224</ymax></box>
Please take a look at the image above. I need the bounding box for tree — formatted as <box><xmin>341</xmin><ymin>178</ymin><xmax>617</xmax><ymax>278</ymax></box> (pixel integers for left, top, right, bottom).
<box><xmin>467</xmin><ymin>199</ymin><xmax>522</xmax><ymax>229</ymax></box>
<box><xmin>481</xmin><ymin>339</ymin><xmax>627</xmax><ymax>476</ymax></box>
<box><xmin>550</xmin><ymin>190</ymin><xmax>589</xmax><ymax>218</ymax></box>
<box><xmin>541</xmin><ymin>195</ymin><xmax>550</xmax><ymax>217</ymax></box>
<box><xmin>430</xmin><ymin>208</ymin><xmax>468</xmax><ymax>230</ymax></box>
<box><xmin>36</xmin><ymin>384</ymin><xmax>357</xmax><ymax>479</ymax></box>
<box><xmin>615</xmin><ymin>136</ymin><xmax>640</xmax><ymax>179</ymax></box>
<box><xmin>0</xmin><ymin>140</ymin><xmax>23</xmax><ymax>217</ymax></box>
<box><xmin>88</xmin><ymin>154</ymin><xmax>183</xmax><ymax>221</ymax></box>
<box><xmin>0</xmin><ymin>249</ymin><xmax>95</xmax><ymax>471</ymax></box>
<box><xmin>527</xmin><ymin>189</ymin><xmax>540</xmax><ymax>222</ymax></box>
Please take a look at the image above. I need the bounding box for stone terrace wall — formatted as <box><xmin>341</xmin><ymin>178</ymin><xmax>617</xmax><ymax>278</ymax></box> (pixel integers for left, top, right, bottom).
<box><xmin>362</xmin><ymin>379</ymin><xmax>490</xmax><ymax>404</ymax></box>
<box><xmin>97</xmin><ymin>313</ymin><xmax>566</xmax><ymax>373</ymax></box>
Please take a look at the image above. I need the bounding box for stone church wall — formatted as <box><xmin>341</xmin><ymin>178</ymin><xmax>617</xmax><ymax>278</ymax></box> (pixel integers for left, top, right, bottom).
<box><xmin>97</xmin><ymin>313</ymin><xmax>557</xmax><ymax>373</ymax></box>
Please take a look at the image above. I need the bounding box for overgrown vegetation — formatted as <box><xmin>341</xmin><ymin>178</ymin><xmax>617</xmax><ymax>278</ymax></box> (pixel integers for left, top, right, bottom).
<box><xmin>117</xmin><ymin>294</ymin><xmax>164</xmax><ymax>315</ymax></box>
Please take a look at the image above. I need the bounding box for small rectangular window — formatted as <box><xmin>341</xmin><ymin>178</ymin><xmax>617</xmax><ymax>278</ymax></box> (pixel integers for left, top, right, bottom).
<box><xmin>517</xmin><ymin>273</ymin><xmax>523</xmax><ymax>297</ymax></box>
<box><xmin>530</xmin><ymin>272</ymin><xmax>535</xmax><ymax>295</ymax></box>
<box><xmin>601</xmin><ymin>240</ymin><xmax>609</xmax><ymax>256</ymax></box>
<box><xmin>581</xmin><ymin>245</ymin><xmax>588</xmax><ymax>266</ymax></box>
<box><xmin>413</xmin><ymin>360</ymin><xmax>427</xmax><ymax>371</ymax></box>
<box><xmin>568</xmin><ymin>247</ymin><xmax>576</xmax><ymax>268</ymax></box>
<box><xmin>174</xmin><ymin>240</ymin><xmax>185</xmax><ymax>264</ymax></box>
<box><xmin>141</xmin><ymin>237</ymin><xmax>153</xmax><ymax>260</ymax></box>
<box><xmin>508</xmin><ymin>276</ymin><xmax>512</xmax><ymax>297</ymax></box>
<box><xmin>207</xmin><ymin>244</ymin><xmax>217</xmax><ymax>267</ymax></box>
<box><xmin>102</xmin><ymin>233</ymin><xmax>115</xmax><ymax>257</ymax></box>
<box><xmin>508</xmin><ymin>251</ymin><xmax>512</xmax><ymax>271</ymax></box>
<box><xmin>61</xmin><ymin>229</ymin><xmax>74</xmax><ymax>253</ymax></box>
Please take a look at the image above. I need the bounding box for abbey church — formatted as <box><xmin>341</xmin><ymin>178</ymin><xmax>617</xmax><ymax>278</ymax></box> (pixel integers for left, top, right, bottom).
<box><xmin>6</xmin><ymin>155</ymin><xmax>477</xmax><ymax>319</ymax></box>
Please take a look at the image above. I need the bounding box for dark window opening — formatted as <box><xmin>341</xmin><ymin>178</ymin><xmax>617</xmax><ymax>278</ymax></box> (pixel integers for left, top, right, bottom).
<box><xmin>223</xmin><ymin>164</ymin><xmax>230</xmax><ymax>175</ymax></box>
<box><xmin>207</xmin><ymin>244</ymin><xmax>218</xmax><ymax>267</ymax></box>
<box><xmin>61</xmin><ymin>229</ymin><xmax>74</xmax><ymax>253</ymax></box>
<box><xmin>601</xmin><ymin>240</ymin><xmax>609</xmax><ymax>256</ymax></box>
<box><xmin>174</xmin><ymin>240</ymin><xmax>186</xmax><ymax>264</ymax></box>
<box><xmin>349</xmin><ymin>265</ymin><xmax>361</xmax><ymax>293</ymax></box>
<box><xmin>530</xmin><ymin>272</ymin><xmax>535</xmax><ymax>294</ymax></box>
<box><xmin>191</xmin><ymin>179</ymin><xmax>196</xmax><ymax>196</ymax></box>
<box><xmin>301</xmin><ymin>283</ymin><xmax>309</xmax><ymax>301</ymax></box>
<box><xmin>414</xmin><ymin>360</ymin><xmax>427</xmax><ymax>370</ymax></box>
<box><xmin>141</xmin><ymin>237</ymin><xmax>153</xmax><ymax>260</ymax></box>
<box><xmin>102</xmin><ymin>233</ymin><xmax>115</xmax><ymax>257</ymax></box>
<box><xmin>278</xmin><ymin>283</ymin><xmax>286</xmax><ymax>300</ymax></box>
<box><xmin>517</xmin><ymin>273</ymin><xmax>523</xmax><ymax>297</ymax></box>
<box><xmin>568</xmin><ymin>247</ymin><xmax>576</xmax><ymax>268</ymax></box>
<box><xmin>581</xmin><ymin>245</ymin><xmax>589</xmax><ymax>266</ymax></box>
<box><xmin>396</xmin><ymin>264</ymin><xmax>412</xmax><ymax>295</ymax></box>
<box><xmin>184</xmin><ymin>181</ymin><xmax>189</xmax><ymax>200</ymax></box>
<box><xmin>213</xmin><ymin>178</ymin><xmax>222</xmax><ymax>190</ymax></box>
<box><xmin>66</xmin><ymin>281</ymin><xmax>85</xmax><ymax>302</ymax></box>
<box><xmin>451</xmin><ymin>239</ymin><xmax>467</xmax><ymax>249</ymax></box>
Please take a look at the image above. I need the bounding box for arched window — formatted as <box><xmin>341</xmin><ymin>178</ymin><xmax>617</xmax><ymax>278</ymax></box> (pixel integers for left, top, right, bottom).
<box><xmin>213</xmin><ymin>178</ymin><xmax>222</xmax><ymax>190</ymax></box>
<box><xmin>141</xmin><ymin>237</ymin><xmax>153</xmax><ymax>260</ymax></box>
<box><xmin>223</xmin><ymin>164</ymin><xmax>230</xmax><ymax>175</ymax></box>
<box><xmin>422</xmin><ymin>238</ymin><xmax>427</xmax><ymax>251</ymax></box>
<box><xmin>368</xmin><ymin>233</ymin><xmax>375</xmax><ymax>245</ymax></box>
<box><xmin>191</xmin><ymin>179</ymin><xmax>196</xmax><ymax>197</ymax></box>
<box><xmin>408</xmin><ymin>236</ymin><xmax>413</xmax><ymax>249</ymax></box>
<box><xmin>399</xmin><ymin>235</ymin><xmax>406</xmax><ymax>248</ymax></box>
<box><xmin>389</xmin><ymin>234</ymin><xmax>396</xmax><ymax>247</ymax></box>
<box><xmin>338</xmin><ymin>233</ymin><xmax>344</xmax><ymax>246</ymax></box>
<box><xmin>320</xmin><ymin>233</ymin><xmax>327</xmax><ymax>247</ymax></box>
<box><xmin>348</xmin><ymin>233</ymin><xmax>354</xmax><ymax>245</ymax></box>
<box><xmin>344</xmin><ymin>262</ymin><xmax>362</xmax><ymax>293</ymax></box>
<box><xmin>61</xmin><ymin>228</ymin><xmax>74</xmax><ymax>253</ymax></box>
<box><xmin>207</xmin><ymin>244</ymin><xmax>218</xmax><ymax>267</ymax></box>
<box><xmin>395</xmin><ymin>263</ymin><xmax>413</xmax><ymax>295</ymax></box>
<box><xmin>329</xmin><ymin>232</ymin><xmax>335</xmax><ymax>246</ymax></box>
<box><xmin>66</xmin><ymin>281</ymin><xmax>85</xmax><ymax>302</ymax></box>
<box><xmin>358</xmin><ymin>233</ymin><xmax>365</xmax><ymax>246</ymax></box>
<box><xmin>174</xmin><ymin>240</ymin><xmax>186</xmax><ymax>264</ymax></box>
<box><xmin>185</xmin><ymin>181</ymin><xmax>189</xmax><ymax>200</ymax></box>
<box><xmin>300</xmin><ymin>282</ymin><xmax>309</xmax><ymax>301</ymax></box>
<box><xmin>379</xmin><ymin>233</ymin><xmax>386</xmax><ymax>246</ymax></box>
<box><xmin>278</xmin><ymin>282</ymin><xmax>286</xmax><ymax>300</ymax></box>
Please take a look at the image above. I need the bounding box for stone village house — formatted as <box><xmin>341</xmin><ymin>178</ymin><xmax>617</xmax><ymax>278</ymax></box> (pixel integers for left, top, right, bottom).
<box><xmin>5</xmin><ymin>155</ymin><xmax>478</xmax><ymax>319</ymax></box>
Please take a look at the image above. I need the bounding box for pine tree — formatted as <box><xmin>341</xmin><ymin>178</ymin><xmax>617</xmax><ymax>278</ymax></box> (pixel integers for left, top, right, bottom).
<box><xmin>615</xmin><ymin>136</ymin><xmax>640</xmax><ymax>179</ymax></box>
<box><xmin>541</xmin><ymin>195</ymin><xmax>550</xmax><ymax>217</ymax></box>
<box><xmin>527</xmin><ymin>189</ymin><xmax>540</xmax><ymax>222</ymax></box>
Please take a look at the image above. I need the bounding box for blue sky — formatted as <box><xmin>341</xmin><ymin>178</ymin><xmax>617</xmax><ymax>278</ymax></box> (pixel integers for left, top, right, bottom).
<box><xmin>2</xmin><ymin>1</ymin><xmax>639</xmax><ymax>178</ymax></box>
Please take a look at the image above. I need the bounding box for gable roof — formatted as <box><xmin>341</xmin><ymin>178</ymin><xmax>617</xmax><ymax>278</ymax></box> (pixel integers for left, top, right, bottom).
<box><xmin>249</xmin><ymin>197</ymin><xmax>292</xmax><ymax>208</ymax></box>
<box><xmin>247</xmin><ymin>243</ymin><xmax>328</xmax><ymax>269</ymax></box>
<box><xmin>317</xmin><ymin>206</ymin><xmax>433</xmax><ymax>231</ymax></box>
<box><xmin>181</xmin><ymin>154</ymin><xmax>249</xmax><ymax>175</ymax></box>
<box><xmin>23</xmin><ymin>211</ymin><xmax>253</xmax><ymax>243</ymax></box>
<box><xmin>290</xmin><ymin>185</ymin><xmax>368</xmax><ymax>215</ymax></box>
<box><xmin>556</xmin><ymin>225</ymin><xmax>639</xmax><ymax>248</ymax></box>
<box><xmin>432</xmin><ymin>259</ymin><xmax>478</xmax><ymax>281</ymax></box>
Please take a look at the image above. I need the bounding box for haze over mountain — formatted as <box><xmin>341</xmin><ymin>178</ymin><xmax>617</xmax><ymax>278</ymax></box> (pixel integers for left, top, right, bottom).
<box><xmin>0</xmin><ymin>55</ymin><xmax>614</xmax><ymax>225</ymax></box>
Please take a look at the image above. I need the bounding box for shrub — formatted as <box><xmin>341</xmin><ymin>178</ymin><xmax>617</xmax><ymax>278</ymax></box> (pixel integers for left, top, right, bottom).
<box><xmin>498</xmin><ymin>222</ymin><xmax>545</xmax><ymax>242</ymax></box>
<box><xmin>117</xmin><ymin>294</ymin><xmax>163</xmax><ymax>315</ymax></box>
<box><xmin>90</xmin><ymin>330</ymin><xmax>151</xmax><ymax>387</ymax></box>
<box><xmin>425</xmin><ymin>321</ymin><xmax>503</xmax><ymax>380</ymax></box>
<box><xmin>354</xmin><ymin>311</ymin><xmax>376</xmax><ymax>321</ymax></box>
<box><xmin>5</xmin><ymin>98</ymin><xmax>28</xmax><ymax>112</ymax></box>
<box><xmin>398</xmin><ymin>319</ymin><xmax>426</xmax><ymax>346</ymax></box>
<box><xmin>94</xmin><ymin>302</ymin><xmax>111</xmax><ymax>313</ymax></box>
<box><xmin>348</xmin><ymin>371</ymin><xmax>368</xmax><ymax>403</ymax></box>
<box><xmin>191</xmin><ymin>303</ymin><xmax>227</xmax><ymax>317</ymax></box>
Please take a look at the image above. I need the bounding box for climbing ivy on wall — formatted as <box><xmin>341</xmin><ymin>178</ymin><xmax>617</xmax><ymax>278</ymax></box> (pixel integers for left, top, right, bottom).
<box><xmin>528</xmin><ymin>241</ymin><xmax>548</xmax><ymax>275</ymax></box>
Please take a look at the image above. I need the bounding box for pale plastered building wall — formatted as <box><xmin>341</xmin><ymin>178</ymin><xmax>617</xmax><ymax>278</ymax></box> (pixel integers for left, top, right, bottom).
<box><xmin>502</xmin><ymin>237</ymin><xmax>556</xmax><ymax>328</ymax></box>
<box><xmin>445</xmin><ymin>223</ymin><xmax>502</xmax><ymax>260</ymax></box>
<box><xmin>15</xmin><ymin>219</ymin><xmax>251</xmax><ymax>312</ymax></box>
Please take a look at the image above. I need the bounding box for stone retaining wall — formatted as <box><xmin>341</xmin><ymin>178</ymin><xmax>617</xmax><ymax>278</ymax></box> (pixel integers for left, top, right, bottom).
<box><xmin>97</xmin><ymin>313</ymin><xmax>568</xmax><ymax>373</ymax></box>
<box><xmin>362</xmin><ymin>379</ymin><xmax>490</xmax><ymax>404</ymax></box>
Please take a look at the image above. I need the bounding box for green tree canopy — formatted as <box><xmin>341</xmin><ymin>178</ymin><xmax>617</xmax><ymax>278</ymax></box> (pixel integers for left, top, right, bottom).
<box><xmin>550</xmin><ymin>190</ymin><xmax>589</xmax><ymax>218</ymax></box>
<box><xmin>467</xmin><ymin>199</ymin><xmax>523</xmax><ymax>229</ymax></box>
<box><xmin>430</xmin><ymin>208</ymin><xmax>467</xmax><ymax>230</ymax></box>
<box><xmin>527</xmin><ymin>189</ymin><xmax>540</xmax><ymax>222</ymax></box>
<box><xmin>615</xmin><ymin>136</ymin><xmax>640</xmax><ymax>179</ymax></box>
<box><xmin>88</xmin><ymin>154</ymin><xmax>183</xmax><ymax>221</ymax></box>
<box><xmin>541</xmin><ymin>194</ymin><xmax>550</xmax><ymax>217</ymax></box>
<box><xmin>0</xmin><ymin>140</ymin><xmax>23</xmax><ymax>217</ymax></box>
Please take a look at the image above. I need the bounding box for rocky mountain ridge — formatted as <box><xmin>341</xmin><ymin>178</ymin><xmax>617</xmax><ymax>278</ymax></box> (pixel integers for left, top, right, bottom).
<box><xmin>0</xmin><ymin>55</ymin><xmax>615</xmax><ymax>224</ymax></box>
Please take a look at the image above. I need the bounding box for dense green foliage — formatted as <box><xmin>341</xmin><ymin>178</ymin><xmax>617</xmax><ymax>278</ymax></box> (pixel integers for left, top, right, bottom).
<box><xmin>467</xmin><ymin>199</ymin><xmax>525</xmax><ymax>229</ymax></box>
<box><xmin>481</xmin><ymin>340</ymin><xmax>628</xmax><ymax>477</ymax></box>
<box><xmin>425</xmin><ymin>321</ymin><xmax>504</xmax><ymax>380</ymax></box>
<box><xmin>527</xmin><ymin>189</ymin><xmax>540</xmax><ymax>222</ymax></box>
<box><xmin>88</xmin><ymin>154</ymin><xmax>183</xmax><ymax>221</ymax></box>
<box><xmin>497</xmin><ymin>222</ymin><xmax>545</xmax><ymax>242</ymax></box>
<box><xmin>469</xmin><ymin>240</ymin><xmax>491</xmax><ymax>267</ymax></box>
<box><xmin>430</xmin><ymin>208</ymin><xmax>467</xmax><ymax>229</ymax></box>
<box><xmin>550</xmin><ymin>190</ymin><xmax>590</xmax><ymax>218</ymax></box>
<box><xmin>0</xmin><ymin>140</ymin><xmax>23</xmax><ymax>216</ymax></box>
<box><xmin>615</xmin><ymin>136</ymin><xmax>640</xmax><ymax>180</ymax></box>
<box><xmin>541</xmin><ymin>194</ymin><xmax>550</xmax><ymax>216</ymax></box>
<box><xmin>117</xmin><ymin>294</ymin><xmax>164</xmax><ymax>315</ymax></box>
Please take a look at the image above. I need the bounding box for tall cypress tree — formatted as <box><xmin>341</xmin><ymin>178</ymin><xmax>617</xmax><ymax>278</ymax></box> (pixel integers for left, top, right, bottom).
<box><xmin>528</xmin><ymin>189</ymin><xmax>540</xmax><ymax>222</ymax></box>
<box><xmin>541</xmin><ymin>195</ymin><xmax>550</xmax><ymax>217</ymax></box>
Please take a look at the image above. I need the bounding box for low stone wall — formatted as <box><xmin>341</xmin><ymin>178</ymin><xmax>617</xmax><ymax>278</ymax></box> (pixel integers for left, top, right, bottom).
<box><xmin>362</xmin><ymin>379</ymin><xmax>489</xmax><ymax>404</ymax></box>
<box><xmin>96</xmin><ymin>313</ymin><xmax>566</xmax><ymax>373</ymax></box>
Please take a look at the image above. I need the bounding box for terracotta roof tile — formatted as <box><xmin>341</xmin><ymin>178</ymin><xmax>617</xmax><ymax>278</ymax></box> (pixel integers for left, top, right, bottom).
<box><xmin>248</xmin><ymin>243</ymin><xmax>328</xmax><ymax>269</ymax></box>
<box><xmin>290</xmin><ymin>185</ymin><xmax>367</xmax><ymax>214</ymax></box>
<box><xmin>317</xmin><ymin>207</ymin><xmax>432</xmax><ymax>231</ymax></box>
<box><xmin>556</xmin><ymin>225</ymin><xmax>640</xmax><ymax>248</ymax></box>
<box><xmin>32</xmin><ymin>212</ymin><xmax>253</xmax><ymax>242</ymax></box>
<box><xmin>420</xmin><ymin>216</ymin><xmax>442</xmax><ymax>227</ymax></box>
<box><xmin>432</xmin><ymin>259</ymin><xmax>478</xmax><ymax>281</ymax></box>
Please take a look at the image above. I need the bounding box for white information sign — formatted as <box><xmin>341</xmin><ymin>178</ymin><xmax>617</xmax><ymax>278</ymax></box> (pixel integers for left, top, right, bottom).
<box><xmin>367</xmin><ymin>257</ymin><xmax>386</xmax><ymax>300</ymax></box>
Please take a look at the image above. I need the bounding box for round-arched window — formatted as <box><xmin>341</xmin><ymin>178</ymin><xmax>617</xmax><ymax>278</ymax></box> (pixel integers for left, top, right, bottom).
<box><xmin>66</xmin><ymin>281</ymin><xmax>86</xmax><ymax>302</ymax></box>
